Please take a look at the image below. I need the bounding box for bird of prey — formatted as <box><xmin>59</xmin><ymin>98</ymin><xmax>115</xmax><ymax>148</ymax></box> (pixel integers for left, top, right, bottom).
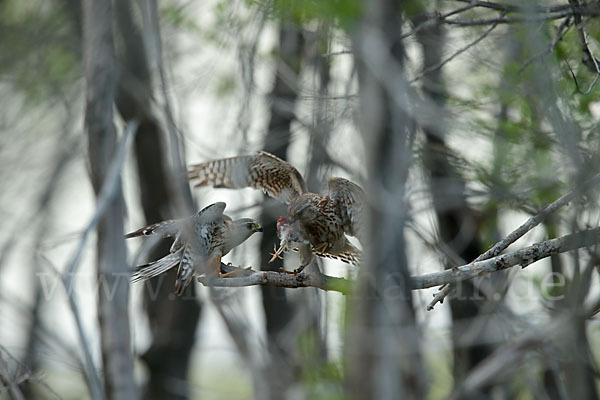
<box><xmin>126</xmin><ymin>202</ymin><xmax>263</xmax><ymax>294</ymax></box>
<box><xmin>187</xmin><ymin>151</ymin><xmax>364</xmax><ymax>273</ymax></box>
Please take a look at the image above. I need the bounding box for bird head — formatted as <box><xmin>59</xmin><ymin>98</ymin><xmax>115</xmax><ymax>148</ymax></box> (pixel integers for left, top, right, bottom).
<box><xmin>238</xmin><ymin>218</ymin><xmax>263</xmax><ymax>233</ymax></box>
<box><xmin>227</xmin><ymin>218</ymin><xmax>263</xmax><ymax>250</ymax></box>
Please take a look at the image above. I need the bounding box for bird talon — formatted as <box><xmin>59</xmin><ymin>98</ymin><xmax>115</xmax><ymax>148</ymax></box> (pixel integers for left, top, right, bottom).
<box><xmin>314</xmin><ymin>243</ymin><xmax>328</xmax><ymax>253</ymax></box>
<box><xmin>220</xmin><ymin>270</ymin><xmax>237</xmax><ymax>278</ymax></box>
<box><xmin>294</xmin><ymin>264</ymin><xmax>308</xmax><ymax>274</ymax></box>
<box><xmin>220</xmin><ymin>266</ymin><xmax>253</xmax><ymax>278</ymax></box>
<box><xmin>269</xmin><ymin>243</ymin><xmax>286</xmax><ymax>262</ymax></box>
<box><xmin>279</xmin><ymin>267</ymin><xmax>297</xmax><ymax>275</ymax></box>
<box><xmin>278</xmin><ymin>265</ymin><xmax>307</xmax><ymax>275</ymax></box>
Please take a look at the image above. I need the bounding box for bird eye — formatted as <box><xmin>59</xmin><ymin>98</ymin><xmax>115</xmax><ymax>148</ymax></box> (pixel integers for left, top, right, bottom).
<box><xmin>246</xmin><ymin>223</ymin><xmax>253</xmax><ymax>229</ymax></box>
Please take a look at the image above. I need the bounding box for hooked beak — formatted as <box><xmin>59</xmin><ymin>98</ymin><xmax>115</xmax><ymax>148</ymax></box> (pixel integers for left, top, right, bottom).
<box><xmin>254</xmin><ymin>223</ymin><xmax>263</xmax><ymax>233</ymax></box>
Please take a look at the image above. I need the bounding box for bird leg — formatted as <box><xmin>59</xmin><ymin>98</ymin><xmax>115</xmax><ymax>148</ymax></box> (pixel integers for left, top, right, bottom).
<box><xmin>269</xmin><ymin>242</ymin><xmax>286</xmax><ymax>262</ymax></box>
<box><xmin>313</xmin><ymin>243</ymin><xmax>328</xmax><ymax>253</ymax></box>
<box><xmin>279</xmin><ymin>263</ymin><xmax>309</xmax><ymax>275</ymax></box>
<box><xmin>220</xmin><ymin>266</ymin><xmax>253</xmax><ymax>278</ymax></box>
<box><xmin>280</xmin><ymin>253</ymin><xmax>311</xmax><ymax>275</ymax></box>
<box><xmin>206</xmin><ymin>254</ymin><xmax>223</xmax><ymax>277</ymax></box>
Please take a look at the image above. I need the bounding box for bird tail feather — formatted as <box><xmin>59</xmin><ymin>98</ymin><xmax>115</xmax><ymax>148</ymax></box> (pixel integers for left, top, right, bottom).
<box><xmin>131</xmin><ymin>249</ymin><xmax>183</xmax><ymax>283</ymax></box>
<box><xmin>313</xmin><ymin>241</ymin><xmax>362</xmax><ymax>266</ymax></box>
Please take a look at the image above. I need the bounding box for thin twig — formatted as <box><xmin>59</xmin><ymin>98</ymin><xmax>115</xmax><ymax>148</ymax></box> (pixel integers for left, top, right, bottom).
<box><xmin>63</xmin><ymin>121</ymin><xmax>138</xmax><ymax>277</ymax></box>
<box><xmin>397</xmin><ymin>3</ymin><xmax>479</xmax><ymax>42</ymax></box>
<box><xmin>38</xmin><ymin>255</ymin><xmax>104</xmax><ymax>400</ymax></box>
<box><xmin>410</xmin><ymin>12</ymin><xmax>505</xmax><ymax>83</ymax></box>
<box><xmin>0</xmin><ymin>346</ymin><xmax>27</xmax><ymax>400</ymax></box>
<box><xmin>321</xmin><ymin>49</ymin><xmax>352</xmax><ymax>57</ymax></box>
<box><xmin>146</xmin><ymin>0</ymin><xmax>196</xmax><ymax>217</ymax></box>
<box><xmin>447</xmin><ymin>0</ymin><xmax>592</xmax><ymax>15</ymax></box>
<box><xmin>443</xmin><ymin>11</ymin><xmax>580</xmax><ymax>27</ymax></box>
<box><xmin>569</xmin><ymin>0</ymin><xmax>600</xmax><ymax>94</ymax></box>
<box><xmin>519</xmin><ymin>16</ymin><xmax>572</xmax><ymax>72</ymax></box>
<box><xmin>43</xmin><ymin>121</ymin><xmax>136</xmax><ymax>399</ymax></box>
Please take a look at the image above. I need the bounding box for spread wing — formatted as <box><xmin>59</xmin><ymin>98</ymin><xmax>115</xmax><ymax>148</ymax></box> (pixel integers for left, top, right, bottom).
<box><xmin>126</xmin><ymin>202</ymin><xmax>226</xmax><ymax>243</ymax></box>
<box><xmin>328</xmin><ymin>177</ymin><xmax>365</xmax><ymax>240</ymax></box>
<box><xmin>188</xmin><ymin>151</ymin><xmax>307</xmax><ymax>205</ymax></box>
<box><xmin>125</xmin><ymin>218</ymin><xmax>184</xmax><ymax>239</ymax></box>
<box><xmin>194</xmin><ymin>201</ymin><xmax>227</xmax><ymax>225</ymax></box>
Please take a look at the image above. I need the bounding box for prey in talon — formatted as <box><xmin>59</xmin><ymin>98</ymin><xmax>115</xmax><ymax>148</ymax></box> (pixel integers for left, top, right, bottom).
<box><xmin>269</xmin><ymin>217</ymin><xmax>314</xmax><ymax>275</ymax></box>
<box><xmin>269</xmin><ymin>217</ymin><xmax>303</xmax><ymax>263</ymax></box>
<box><xmin>127</xmin><ymin>202</ymin><xmax>263</xmax><ymax>295</ymax></box>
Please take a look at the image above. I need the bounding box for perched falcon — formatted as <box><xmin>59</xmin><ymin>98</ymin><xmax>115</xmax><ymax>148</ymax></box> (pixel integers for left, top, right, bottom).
<box><xmin>187</xmin><ymin>151</ymin><xmax>364</xmax><ymax>273</ymax></box>
<box><xmin>127</xmin><ymin>202</ymin><xmax>263</xmax><ymax>294</ymax></box>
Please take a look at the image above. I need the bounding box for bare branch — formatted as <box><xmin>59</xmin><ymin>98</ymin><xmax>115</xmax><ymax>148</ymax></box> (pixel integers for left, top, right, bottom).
<box><xmin>428</xmin><ymin>172</ymin><xmax>600</xmax><ymax>310</ymax></box>
<box><xmin>38</xmin><ymin>255</ymin><xmax>103</xmax><ymax>400</ymax></box>
<box><xmin>64</xmin><ymin>121</ymin><xmax>137</xmax><ymax>278</ymax></box>
<box><xmin>410</xmin><ymin>12</ymin><xmax>504</xmax><ymax>83</ymax></box>
<box><xmin>201</xmin><ymin>264</ymin><xmax>351</xmax><ymax>294</ymax></box>
<box><xmin>519</xmin><ymin>16</ymin><xmax>572</xmax><ymax>72</ymax></box>
<box><xmin>443</xmin><ymin>13</ymin><xmax>573</xmax><ymax>26</ymax></box>
<box><xmin>412</xmin><ymin>227</ymin><xmax>600</xmax><ymax>289</ymax></box>
<box><xmin>0</xmin><ymin>346</ymin><xmax>26</xmax><ymax>400</ymax></box>
<box><xmin>482</xmin><ymin>174</ymin><xmax>600</xmax><ymax>261</ymax></box>
<box><xmin>199</xmin><ymin>227</ymin><xmax>600</xmax><ymax>294</ymax></box>
<box><xmin>449</xmin><ymin>0</ymin><xmax>600</xmax><ymax>16</ymax></box>
<box><xmin>568</xmin><ymin>0</ymin><xmax>600</xmax><ymax>94</ymax></box>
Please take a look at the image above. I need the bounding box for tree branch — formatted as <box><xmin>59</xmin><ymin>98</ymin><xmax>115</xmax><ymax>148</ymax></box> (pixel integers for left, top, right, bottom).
<box><xmin>410</xmin><ymin>11</ymin><xmax>504</xmax><ymax>83</ymax></box>
<box><xmin>202</xmin><ymin>227</ymin><xmax>600</xmax><ymax>294</ymax></box>
<box><xmin>204</xmin><ymin>264</ymin><xmax>352</xmax><ymax>294</ymax></box>
<box><xmin>568</xmin><ymin>0</ymin><xmax>600</xmax><ymax>94</ymax></box>
<box><xmin>412</xmin><ymin>227</ymin><xmax>600</xmax><ymax>289</ymax></box>
<box><xmin>519</xmin><ymin>16</ymin><xmax>572</xmax><ymax>72</ymax></box>
<box><xmin>427</xmin><ymin>172</ymin><xmax>600</xmax><ymax>310</ymax></box>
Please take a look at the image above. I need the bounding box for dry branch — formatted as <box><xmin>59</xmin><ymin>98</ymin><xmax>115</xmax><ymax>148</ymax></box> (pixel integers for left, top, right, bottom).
<box><xmin>410</xmin><ymin>12</ymin><xmax>504</xmax><ymax>83</ymax></box>
<box><xmin>427</xmin><ymin>172</ymin><xmax>600</xmax><ymax>310</ymax></box>
<box><xmin>412</xmin><ymin>227</ymin><xmax>600</xmax><ymax>289</ymax></box>
<box><xmin>200</xmin><ymin>228</ymin><xmax>600</xmax><ymax>294</ymax></box>
<box><xmin>568</xmin><ymin>0</ymin><xmax>600</xmax><ymax>94</ymax></box>
<box><xmin>203</xmin><ymin>264</ymin><xmax>351</xmax><ymax>294</ymax></box>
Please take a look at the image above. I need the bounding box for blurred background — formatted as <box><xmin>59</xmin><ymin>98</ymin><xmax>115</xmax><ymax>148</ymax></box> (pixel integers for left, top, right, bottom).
<box><xmin>2</xmin><ymin>0</ymin><xmax>600</xmax><ymax>399</ymax></box>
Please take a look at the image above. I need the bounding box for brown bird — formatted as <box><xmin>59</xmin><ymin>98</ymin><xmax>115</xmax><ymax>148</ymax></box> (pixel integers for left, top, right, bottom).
<box><xmin>127</xmin><ymin>202</ymin><xmax>263</xmax><ymax>294</ymax></box>
<box><xmin>187</xmin><ymin>151</ymin><xmax>364</xmax><ymax>273</ymax></box>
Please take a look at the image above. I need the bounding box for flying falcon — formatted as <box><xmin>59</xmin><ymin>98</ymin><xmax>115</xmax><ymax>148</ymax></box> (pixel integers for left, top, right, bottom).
<box><xmin>187</xmin><ymin>151</ymin><xmax>364</xmax><ymax>273</ymax></box>
<box><xmin>127</xmin><ymin>202</ymin><xmax>263</xmax><ymax>294</ymax></box>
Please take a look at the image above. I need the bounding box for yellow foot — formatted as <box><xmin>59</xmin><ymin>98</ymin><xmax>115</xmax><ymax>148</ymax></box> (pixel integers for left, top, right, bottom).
<box><xmin>279</xmin><ymin>267</ymin><xmax>297</xmax><ymax>275</ymax></box>
<box><xmin>269</xmin><ymin>243</ymin><xmax>285</xmax><ymax>262</ymax></box>
<box><xmin>314</xmin><ymin>243</ymin><xmax>328</xmax><ymax>253</ymax></box>
<box><xmin>279</xmin><ymin>265</ymin><xmax>307</xmax><ymax>275</ymax></box>
<box><xmin>220</xmin><ymin>266</ymin><xmax>252</xmax><ymax>278</ymax></box>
